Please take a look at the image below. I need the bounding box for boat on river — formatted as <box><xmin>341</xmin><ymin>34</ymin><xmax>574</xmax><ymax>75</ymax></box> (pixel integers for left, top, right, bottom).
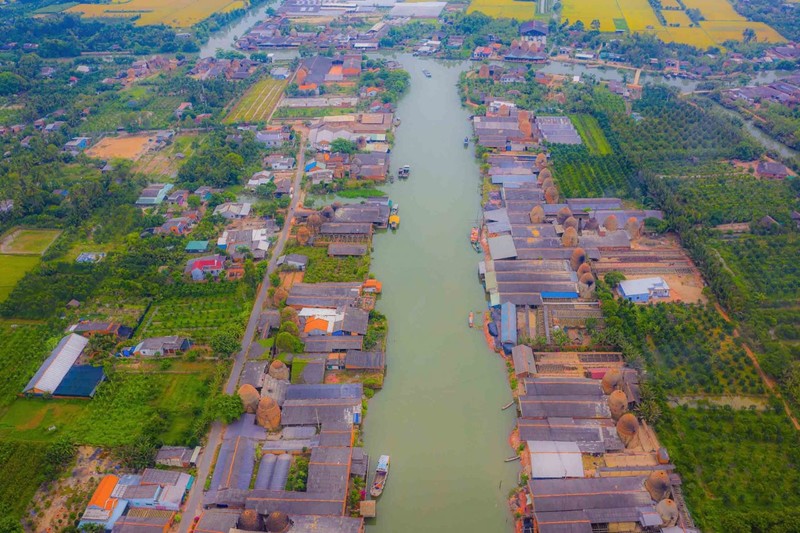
<box><xmin>389</xmin><ymin>214</ymin><xmax>400</xmax><ymax>230</ymax></box>
<box><xmin>423</xmin><ymin>69</ymin><xmax>431</xmax><ymax>78</ymax></box>
<box><xmin>371</xmin><ymin>455</ymin><xmax>390</xmax><ymax>497</ymax></box>
<box><xmin>470</xmin><ymin>226</ymin><xmax>479</xmax><ymax>244</ymax></box>
<box><xmin>469</xmin><ymin>312</ymin><xmax>474</xmax><ymax>328</ymax></box>
<box><xmin>398</xmin><ymin>165</ymin><xmax>410</xmax><ymax>179</ymax></box>
<box><xmin>391</xmin><ymin>203</ymin><xmax>399</xmax><ymax>215</ymax></box>
<box><xmin>463</xmin><ymin>136</ymin><xmax>469</xmax><ymax>147</ymax></box>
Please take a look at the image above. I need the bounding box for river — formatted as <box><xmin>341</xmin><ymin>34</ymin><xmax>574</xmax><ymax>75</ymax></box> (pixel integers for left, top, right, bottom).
<box><xmin>363</xmin><ymin>55</ymin><xmax>518</xmax><ymax>532</ymax></box>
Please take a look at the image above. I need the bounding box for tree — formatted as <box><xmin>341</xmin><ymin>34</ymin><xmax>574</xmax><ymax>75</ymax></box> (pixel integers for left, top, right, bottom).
<box><xmin>280</xmin><ymin>307</ymin><xmax>300</xmax><ymax>326</ymax></box>
<box><xmin>273</xmin><ymin>287</ymin><xmax>288</xmax><ymax>306</ymax></box>
<box><xmin>275</xmin><ymin>331</ymin><xmax>304</xmax><ymax>353</ymax></box>
<box><xmin>115</xmin><ymin>436</ymin><xmax>157</xmax><ymax>470</ymax></box>
<box><xmin>210</xmin><ymin>324</ymin><xmax>242</xmax><ymax>357</ymax></box>
<box><xmin>0</xmin><ymin>72</ymin><xmax>26</xmax><ymax>96</ymax></box>
<box><xmin>279</xmin><ymin>321</ymin><xmax>299</xmax><ymax>336</ymax></box>
<box><xmin>330</xmin><ymin>138</ymin><xmax>358</xmax><ymax>154</ymax></box>
<box><xmin>44</xmin><ymin>436</ymin><xmax>76</xmax><ymax>480</ymax></box>
<box><xmin>296</xmin><ymin>226</ymin><xmax>311</xmax><ymax>245</ymax></box>
<box><xmin>210</xmin><ymin>394</ymin><xmax>244</xmax><ymax>423</ymax></box>
<box><xmin>604</xmin><ymin>271</ymin><xmax>626</xmax><ymax>288</ymax></box>
<box><xmin>0</xmin><ymin>516</ymin><xmax>22</xmax><ymax>533</ymax></box>
<box><xmin>742</xmin><ymin>27</ymin><xmax>756</xmax><ymax>43</ymax></box>
<box><xmin>590</xmin><ymin>19</ymin><xmax>600</xmax><ymax>31</ymax></box>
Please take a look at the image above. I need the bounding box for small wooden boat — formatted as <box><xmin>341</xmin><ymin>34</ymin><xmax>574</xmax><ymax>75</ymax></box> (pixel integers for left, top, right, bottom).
<box><xmin>469</xmin><ymin>312</ymin><xmax>474</xmax><ymax>328</ymax></box>
<box><xmin>470</xmin><ymin>227</ymin><xmax>479</xmax><ymax>244</ymax></box>
<box><xmin>391</xmin><ymin>203</ymin><xmax>399</xmax><ymax>215</ymax></box>
<box><xmin>398</xmin><ymin>165</ymin><xmax>410</xmax><ymax>179</ymax></box>
<box><xmin>389</xmin><ymin>214</ymin><xmax>400</xmax><ymax>230</ymax></box>
<box><xmin>422</xmin><ymin>69</ymin><xmax>431</xmax><ymax>78</ymax></box>
<box><xmin>472</xmin><ymin>241</ymin><xmax>482</xmax><ymax>253</ymax></box>
<box><xmin>463</xmin><ymin>136</ymin><xmax>469</xmax><ymax>147</ymax></box>
<box><xmin>371</xmin><ymin>455</ymin><xmax>390</xmax><ymax>497</ymax></box>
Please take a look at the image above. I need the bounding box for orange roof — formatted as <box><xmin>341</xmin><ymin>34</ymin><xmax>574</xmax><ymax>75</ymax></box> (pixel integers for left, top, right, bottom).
<box><xmin>298</xmin><ymin>83</ymin><xmax>318</xmax><ymax>91</ymax></box>
<box><xmin>328</xmin><ymin>65</ymin><xmax>343</xmax><ymax>76</ymax></box>
<box><xmin>364</xmin><ymin>86</ymin><xmax>382</xmax><ymax>93</ymax></box>
<box><xmin>304</xmin><ymin>317</ymin><xmax>329</xmax><ymax>334</ymax></box>
<box><xmin>363</xmin><ymin>279</ymin><xmax>382</xmax><ymax>292</ymax></box>
<box><xmin>89</xmin><ymin>475</ymin><xmax>119</xmax><ymax>511</ymax></box>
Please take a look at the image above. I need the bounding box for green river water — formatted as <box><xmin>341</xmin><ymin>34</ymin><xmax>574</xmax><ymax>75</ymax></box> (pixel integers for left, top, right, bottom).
<box><xmin>364</xmin><ymin>56</ymin><xmax>518</xmax><ymax>532</ymax></box>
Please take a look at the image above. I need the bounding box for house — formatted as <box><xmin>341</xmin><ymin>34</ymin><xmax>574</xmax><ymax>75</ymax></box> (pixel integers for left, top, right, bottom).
<box><xmin>70</xmin><ymin>321</ymin><xmax>132</xmax><ymax>338</ymax></box>
<box><xmin>256</xmin><ymin>129</ymin><xmax>291</xmax><ymax>147</ymax></box>
<box><xmin>23</xmin><ymin>334</ymin><xmax>89</xmax><ymax>395</ymax></box>
<box><xmin>76</xmin><ymin>252</ymin><xmax>106</xmax><ymax>263</ymax></box>
<box><xmin>247</xmin><ymin>170</ymin><xmax>273</xmax><ymax>189</ymax></box>
<box><xmin>193</xmin><ymin>186</ymin><xmax>218</xmax><ymax>202</ymax></box>
<box><xmin>155</xmin><ymin>446</ymin><xmax>201</xmax><ymax>468</ymax></box>
<box><xmin>213</xmin><ymin>202</ymin><xmax>252</xmax><ymax>219</ymax></box>
<box><xmin>344</xmin><ymin>350</ymin><xmax>385</xmax><ymax>371</ymax></box>
<box><xmin>156</xmin><ymin>217</ymin><xmax>193</xmax><ymax>236</ymax></box>
<box><xmin>757</xmin><ymin>160</ymin><xmax>789</xmax><ymax>179</ymax></box>
<box><xmin>185</xmin><ymin>255</ymin><xmax>225</xmax><ymax>281</ymax></box>
<box><xmin>218</xmin><ymin>228</ymin><xmax>272</xmax><ymax>260</ymax></box>
<box><xmin>133</xmin><ymin>336</ymin><xmax>191</xmax><ymax>356</ymax></box>
<box><xmin>618</xmin><ymin>277</ymin><xmax>670</xmax><ymax>303</ymax></box>
<box><xmin>0</xmin><ymin>199</ymin><xmax>13</xmax><ymax>213</ymax></box>
<box><xmin>265</xmin><ymin>154</ymin><xmax>295</xmax><ymax>170</ymax></box>
<box><xmin>519</xmin><ymin>20</ymin><xmax>549</xmax><ymax>44</ymax></box>
<box><xmin>175</xmin><ymin>102</ymin><xmax>193</xmax><ymax>118</ymax></box>
<box><xmin>282</xmin><ymin>253</ymin><xmax>308</xmax><ymax>270</ymax></box>
<box><xmin>271</xmin><ymin>66</ymin><xmax>291</xmax><ymax>79</ymax></box>
<box><xmin>110</xmin><ymin>508</ymin><xmax>175</xmax><ymax>533</ymax></box>
<box><xmin>64</xmin><ymin>136</ymin><xmax>91</xmax><ymax>153</ymax></box>
<box><xmin>136</xmin><ymin>183</ymin><xmax>174</xmax><ymax>206</ymax></box>
<box><xmin>351</xmin><ymin>153</ymin><xmax>389</xmax><ymax>181</ymax></box>
<box><xmin>166</xmin><ymin>189</ymin><xmax>189</xmax><ymax>205</ymax></box>
<box><xmin>79</xmin><ymin>475</ymin><xmax>127</xmax><ymax>531</ymax></box>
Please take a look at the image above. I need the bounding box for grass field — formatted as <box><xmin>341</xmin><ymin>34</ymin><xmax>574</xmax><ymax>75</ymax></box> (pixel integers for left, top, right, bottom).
<box><xmin>466</xmin><ymin>0</ymin><xmax>539</xmax><ymax>20</ymax></box>
<box><xmin>225</xmin><ymin>77</ymin><xmax>288</xmax><ymax>124</ymax></box>
<box><xmin>67</xmin><ymin>0</ymin><xmax>246</xmax><ymax>26</ymax></box>
<box><xmin>0</xmin><ymin>255</ymin><xmax>42</xmax><ymax>302</ymax></box>
<box><xmin>570</xmin><ymin>114</ymin><xmax>612</xmax><ymax>155</ymax></box>
<box><xmin>0</xmin><ymin>441</ymin><xmax>49</xmax><ymax>524</ymax></box>
<box><xmin>0</xmin><ymin>228</ymin><xmax>61</xmax><ymax>255</ymax></box>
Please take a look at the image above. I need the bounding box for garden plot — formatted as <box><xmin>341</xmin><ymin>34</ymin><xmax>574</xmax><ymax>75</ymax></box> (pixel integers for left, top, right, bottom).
<box><xmin>225</xmin><ymin>77</ymin><xmax>289</xmax><ymax>124</ymax></box>
<box><xmin>137</xmin><ymin>295</ymin><xmax>248</xmax><ymax>344</ymax></box>
<box><xmin>466</xmin><ymin>0</ymin><xmax>538</xmax><ymax>20</ymax></box>
<box><xmin>0</xmin><ymin>228</ymin><xmax>61</xmax><ymax>255</ymax></box>
<box><xmin>67</xmin><ymin>0</ymin><xmax>245</xmax><ymax>26</ymax></box>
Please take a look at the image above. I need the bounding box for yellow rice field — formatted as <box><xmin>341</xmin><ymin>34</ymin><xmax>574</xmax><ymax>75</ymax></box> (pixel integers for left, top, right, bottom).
<box><xmin>662</xmin><ymin>9</ymin><xmax>693</xmax><ymax>26</ymax></box>
<box><xmin>557</xmin><ymin>0</ymin><xmax>785</xmax><ymax>47</ymax></box>
<box><xmin>701</xmin><ymin>20</ymin><xmax>786</xmax><ymax>43</ymax></box>
<box><xmin>617</xmin><ymin>0</ymin><xmax>662</xmax><ymax>31</ymax></box>
<box><xmin>560</xmin><ymin>0</ymin><xmax>622</xmax><ymax>32</ymax></box>
<box><xmin>466</xmin><ymin>0</ymin><xmax>537</xmax><ymax>20</ymax></box>
<box><xmin>67</xmin><ymin>0</ymin><xmax>246</xmax><ymax>27</ymax></box>
<box><xmin>660</xmin><ymin>0</ymin><xmax>682</xmax><ymax>8</ymax></box>
<box><xmin>681</xmin><ymin>0</ymin><xmax>742</xmax><ymax>20</ymax></box>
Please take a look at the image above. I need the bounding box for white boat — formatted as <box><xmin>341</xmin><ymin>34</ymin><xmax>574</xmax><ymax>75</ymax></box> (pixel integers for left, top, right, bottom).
<box><xmin>370</xmin><ymin>455</ymin><xmax>390</xmax><ymax>497</ymax></box>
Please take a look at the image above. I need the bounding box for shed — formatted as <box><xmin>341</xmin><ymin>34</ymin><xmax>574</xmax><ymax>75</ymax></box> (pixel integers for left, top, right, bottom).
<box><xmin>185</xmin><ymin>240</ymin><xmax>209</xmax><ymax>253</ymax></box>
<box><xmin>53</xmin><ymin>365</ymin><xmax>105</xmax><ymax>398</ymax></box>
<box><xmin>328</xmin><ymin>243</ymin><xmax>368</xmax><ymax>256</ymax></box>
<box><xmin>488</xmin><ymin>235</ymin><xmax>518</xmax><ymax>260</ymax></box>
<box><xmin>345</xmin><ymin>350</ymin><xmax>385</xmax><ymax>371</ymax></box>
<box><xmin>618</xmin><ymin>277</ymin><xmax>670</xmax><ymax>303</ymax></box>
<box><xmin>511</xmin><ymin>345</ymin><xmax>535</xmax><ymax>377</ymax></box>
<box><xmin>500</xmin><ymin>302</ymin><xmax>517</xmax><ymax>345</ymax></box>
<box><xmin>23</xmin><ymin>333</ymin><xmax>88</xmax><ymax>395</ymax></box>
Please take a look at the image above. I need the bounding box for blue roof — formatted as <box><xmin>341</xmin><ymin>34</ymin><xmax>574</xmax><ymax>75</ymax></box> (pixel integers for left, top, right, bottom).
<box><xmin>501</xmin><ymin>302</ymin><xmax>517</xmax><ymax>344</ymax></box>
<box><xmin>285</xmin><ymin>383</ymin><xmax>363</xmax><ymax>400</ymax></box>
<box><xmin>541</xmin><ymin>291</ymin><xmax>579</xmax><ymax>299</ymax></box>
<box><xmin>53</xmin><ymin>365</ymin><xmax>105</xmax><ymax>397</ymax></box>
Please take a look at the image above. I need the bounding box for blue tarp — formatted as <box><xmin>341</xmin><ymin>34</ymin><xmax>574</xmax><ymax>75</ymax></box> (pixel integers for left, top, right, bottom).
<box><xmin>304</xmin><ymin>161</ymin><xmax>317</xmax><ymax>172</ymax></box>
<box><xmin>53</xmin><ymin>365</ymin><xmax>105</xmax><ymax>398</ymax></box>
<box><xmin>500</xmin><ymin>302</ymin><xmax>517</xmax><ymax>344</ymax></box>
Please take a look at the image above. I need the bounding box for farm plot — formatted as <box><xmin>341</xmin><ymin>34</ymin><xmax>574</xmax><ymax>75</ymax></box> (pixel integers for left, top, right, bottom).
<box><xmin>466</xmin><ymin>0</ymin><xmax>538</xmax><ymax>20</ymax></box>
<box><xmin>138</xmin><ymin>294</ymin><xmax>248</xmax><ymax>344</ymax></box>
<box><xmin>225</xmin><ymin>77</ymin><xmax>289</xmax><ymax>124</ymax></box>
<box><xmin>67</xmin><ymin>0</ymin><xmax>246</xmax><ymax>26</ymax></box>
<box><xmin>617</xmin><ymin>0</ymin><xmax>661</xmax><ymax>31</ymax></box>
<box><xmin>661</xmin><ymin>9</ymin><xmax>693</xmax><ymax>26</ymax></box>
<box><xmin>0</xmin><ymin>256</ymin><xmax>42</xmax><ymax>302</ymax></box>
<box><xmin>0</xmin><ymin>228</ymin><xmax>61</xmax><ymax>255</ymax></box>
<box><xmin>681</xmin><ymin>0</ymin><xmax>744</xmax><ymax>20</ymax></box>
<box><xmin>0</xmin><ymin>441</ymin><xmax>50</xmax><ymax>525</ymax></box>
<box><xmin>133</xmin><ymin>133</ymin><xmax>200</xmax><ymax>180</ymax></box>
<box><xmin>570</xmin><ymin>114</ymin><xmax>612</xmax><ymax>155</ymax></box>
<box><xmin>85</xmin><ymin>134</ymin><xmax>156</xmax><ymax>161</ymax></box>
<box><xmin>658</xmin><ymin>26</ymin><xmax>717</xmax><ymax>48</ymax></box>
<box><xmin>701</xmin><ymin>20</ymin><xmax>786</xmax><ymax>43</ymax></box>
<box><xmin>0</xmin><ymin>320</ymin><xmax>52</xmax><ymax>408</ymax></box>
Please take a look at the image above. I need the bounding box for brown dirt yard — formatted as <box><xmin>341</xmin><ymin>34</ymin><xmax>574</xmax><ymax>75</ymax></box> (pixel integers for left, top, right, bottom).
<box><xmin>85</xmin><ymin>134</ymin><xmax>156</xmax><ymax>160</ymax></box>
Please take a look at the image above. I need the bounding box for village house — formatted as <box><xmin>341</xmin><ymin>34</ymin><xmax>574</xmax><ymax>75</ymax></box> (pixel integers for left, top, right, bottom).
<box><xmin>22</xmin><ymin>334</ymin><xmax>107</xmax><ymax>398</ymax></box>
<box><xmin>174</xmin><ymin>102</ymin><xmax>193</xmax><ymax>118</ymax></box>
<box><xmin>63</xmin><ymin>136</ymin><xmax>91</xmax><ymax>154</ymax></box>
<box><xmin>218</xmin><ymin>228</ymin><xmax>273</xmax><ymax>260</ymax></box>
<box><xmin>618</xmin><ymin>277</ymin><xmax>670</xmax><ymax>303</ymax></box>
<box><xmin>278</xmin><ymin>253</ymin><xmax>309</xmax><ymax>270</ymax></box>
<box><xmin>135</xmin><ymin>183</ymin><xmax>174</xmax><ymax>206</ymax></box>
<box><xmin>247</xmin><ymin>170</ymin><xmax>273</xmax><ymax>189</ymax></box>
<box><xmin>155</xmin><ymin>216</ymin><xmax>194</xmax><ymax>236</ymax></box>
<box><xmin>133</xmin><ymin>336</ymin><xmax>192</xmax><ymax>357</ymax></box>
<box><xmin>155</xmin><ymin>446</ymin><xmax>200</xmax><ymax>468</ymax></box>
<box><xmin>265</xmin><ymin>154</ymin><xmax>295</xmax><ymax>170</ymax></box>
<box><xmin>213</xmin><ymin>202</ymin><xmax>252</xmax><ymax>220</ymax></box>
<box><xmin>185</xmin><ymin>255</ymin><xmax>226</xmax><ymax>281</ymax></box>
<box><xmin>757</xmin><ymin>160</ymin><xmax>790</xmax><ymax>179</ymax></box>
<box><xmin>69</xmin><ymin>321</ymin><xmax>133</xmax><ymax>339</ymax></box>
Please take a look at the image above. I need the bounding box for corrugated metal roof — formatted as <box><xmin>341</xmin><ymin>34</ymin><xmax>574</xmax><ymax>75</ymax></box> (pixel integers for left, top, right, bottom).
<box><xmin>24</xmin><ymin>333</ymin><xmax>88</xmax><ymax>394</ymax></box>
<box><xmin>501</xmin><ymin>302</ymin><xmax>517</xmax><ymax>344</ymax></box>
<box><xmin>529</xmin><ymin>440</ymin><xmax>585</xmax><ymax>478</ymax></box>
<box><xmin>488</xmin><ymin>235</ymin><xmax>518</xmax><ymax>260</ymax></box>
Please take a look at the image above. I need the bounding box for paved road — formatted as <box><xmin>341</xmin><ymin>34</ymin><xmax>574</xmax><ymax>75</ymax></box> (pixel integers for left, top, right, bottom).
<box><xmin>179</xmin><ymin>134</ymin><xmax>307</xmax><ymax>530</ymax></box>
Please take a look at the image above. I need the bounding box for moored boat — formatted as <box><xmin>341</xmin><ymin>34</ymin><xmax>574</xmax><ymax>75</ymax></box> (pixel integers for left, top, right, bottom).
<box><xmin>389</xmin><ymin>214</ymin><xmax>400</xmax><ymax>230</ymax></box>
<box><xmin>398</xmin><ymin>165</ymin><xmax>410</xmax><ymax>179</ymax></box>
<box><xmin>469</xmin><ymin>312</ymin><xmax>474</xmax><ymax>328</ymax></box>
<box><xmin>371</xmin><ymin>455</ymin><xmax>390</xmax><ymax>497</ymax></box>
<box><xmin>422</xmin><ymin>69</ymin><xmax>431</xmax><ymax>78</ymax></box>
<box><xmin>463</xmin><ymin>136</ymin><xmax>469</xmax><ymax>147</ymax></box>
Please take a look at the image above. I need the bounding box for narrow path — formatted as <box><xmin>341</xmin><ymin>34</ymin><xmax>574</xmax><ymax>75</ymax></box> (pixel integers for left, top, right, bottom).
<box><xmin>179</xmin><ymin>132</ymin><xmax>307</xmax><ymax>530</ymax></box>
<box><xmin>714</xmin><ymin>302</ymin><xmax>800</xmax><ymax>430</ymax></box>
